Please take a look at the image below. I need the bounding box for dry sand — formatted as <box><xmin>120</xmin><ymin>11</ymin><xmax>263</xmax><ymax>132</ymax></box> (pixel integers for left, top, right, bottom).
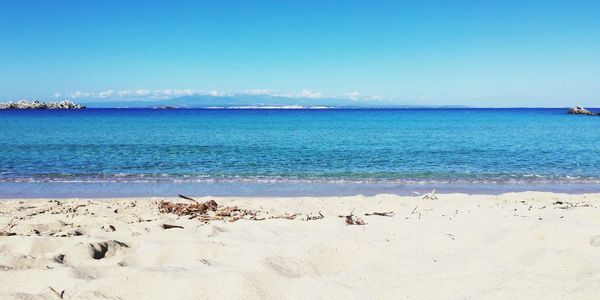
<box><xmin>1</xmin><ymin>192</ymin><xmax>600</xmax><ymax>299</ymax></box>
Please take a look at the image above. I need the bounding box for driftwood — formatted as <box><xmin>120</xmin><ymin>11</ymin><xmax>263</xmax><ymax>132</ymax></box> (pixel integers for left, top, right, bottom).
<box><xmin>162</xmin><ymin>224</ymin><xmax>184</xmax><ymax>229</ymax></box>
<box><xmin>365</xmin><ymin>211</ymin><xmax>394</xmax><ymax>217</ymax></box>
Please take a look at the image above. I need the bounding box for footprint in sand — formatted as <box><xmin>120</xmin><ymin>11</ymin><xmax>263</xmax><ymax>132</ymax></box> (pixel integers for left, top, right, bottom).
<box><xmin>264</xmin><ymin>256</ymin><xmax>318</xmax><ymax>278</ymax></box>
<box><xmin>60</xmin><ymin>240</ymin><xmax>131</xmax><ymax>267</ymax></box>
<box><xmin>590</xmin><ymin>235</ymin><xmax>600</xmax><ymax>247</ymax></box>
<box><xmin>89</xmin><ymin>240</ymin><xmax>130</xmax><ymax>260</ymax></box>
<box><xmin>207</xmin><ymin>225</ymin><xmax>227</xmax><ymax>237</ymax></box>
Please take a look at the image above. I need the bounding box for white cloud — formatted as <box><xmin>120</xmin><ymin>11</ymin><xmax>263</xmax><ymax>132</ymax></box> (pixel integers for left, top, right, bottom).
<box><xmin>343</xmin><ymin>91</ymin><xmax>361</xmax><ymax>100</ymax></box>
<box><xmin>296</xmin><ymin>89</ymin><xmax>323</xmax><ymax>98</ymax></box>
<box><xmin>98</xmin><ymin>90</ymin><xmax>115</xmax><ymax>98</ymax></box>
<box><xmin>244</xmin><ymin>89</ymin><xmax>274</xmax><ymax>95</ymax></box>
<box><xmin>69</xmin><ymin>91</ymin><xmax>95</xmax><ymax>98</ymax></box>
<box><xmin>135</xmin><ymin>89</ymin><xmax>151</xmax><ymax>96</ymax></box>
<box><xmin>64</xmin><ymin>89</ymin><xmax>200</xmax><ymax>100</ymax></box>
<box><xmin>274</xmin><ymin>89</ymin><xmax>324</xmax><ymax>99</ymax></box>
<box><xmin>205</xmin><ymin>90</ymin><xmax>227</xmax><ymax>97</ymax></box>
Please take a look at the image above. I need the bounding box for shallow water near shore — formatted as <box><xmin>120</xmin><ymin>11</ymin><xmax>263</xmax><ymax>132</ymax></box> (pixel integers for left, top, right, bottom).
<box><xmin>1</xmin><ymin>107</ymin><xmax>600</xmax><ymax>197</ymax></box>
<box><xmin>3</xmin><ymin>181</ymin><xmax>600</xmax><ymax>198</ymax></box>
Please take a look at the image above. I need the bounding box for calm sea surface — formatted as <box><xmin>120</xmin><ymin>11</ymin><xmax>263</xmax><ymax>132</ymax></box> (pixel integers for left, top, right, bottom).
<box><xmin>1</xmin><ymin>108</ymin><xmax>599</xmax><ymax>197</ymax></box>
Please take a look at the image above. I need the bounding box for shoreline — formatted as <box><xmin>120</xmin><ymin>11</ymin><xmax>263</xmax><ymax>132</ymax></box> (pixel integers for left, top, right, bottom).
<box><xmin>2</xmin><ymin>192</ymin><xmax>600</xmax><ymax>298</ymax></box>
<box><xmin>3</xmin><ymin>181</ymin><xmax>600</xmax><ymax>199</ymax></box>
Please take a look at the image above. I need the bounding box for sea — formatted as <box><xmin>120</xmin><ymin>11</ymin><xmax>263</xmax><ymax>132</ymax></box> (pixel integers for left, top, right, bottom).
<box><xmin>1</xmin><ymin>108</ymin><xmax>600</xmax><ymax>198</ymax></box>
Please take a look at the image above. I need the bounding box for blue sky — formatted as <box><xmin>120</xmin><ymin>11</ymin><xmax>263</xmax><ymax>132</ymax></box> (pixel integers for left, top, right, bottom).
<box><xmin>1</xmin><ymin>0</ymin><xmax>599</xmax><ymax>106</ymax></box>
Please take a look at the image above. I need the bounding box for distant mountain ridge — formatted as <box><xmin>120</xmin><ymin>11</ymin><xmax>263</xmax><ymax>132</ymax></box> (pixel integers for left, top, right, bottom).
<box><xmin>80</xmin><ymin>95</ymin><xmax>379</xmax><ymax>108</ymax></box>
<box><xmin>78</xmin><ymin>94</ymin><xmax>467</xmax><ymax>108</ymax></box>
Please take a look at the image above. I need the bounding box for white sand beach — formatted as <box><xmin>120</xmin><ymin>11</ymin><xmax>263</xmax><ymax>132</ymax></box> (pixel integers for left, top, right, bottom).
<box><xmin>1</xmin><ymin>192</ymin><xmax>600</xmax><ymax>299</ymax></box>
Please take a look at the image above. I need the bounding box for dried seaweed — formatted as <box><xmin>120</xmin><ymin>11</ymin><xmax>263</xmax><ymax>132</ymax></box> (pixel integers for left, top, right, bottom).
<box><xmin>158</xmin><ymin>200</ymin><xmax>218</xmax><ymax>216</ymax></box>
<box><xmin>271</xmin><ymin>213</ymin><xmax>297</xmax><ymax>220</ymax></box>
<box><xmin>159</xmin><ymin>197</ymin><xmax>268</xmax><ymax>223</ymax></box>
<box><xmin>339</xmin><ymin>214</ymin><xmax>366</xmax><ymax>225</ymax></box>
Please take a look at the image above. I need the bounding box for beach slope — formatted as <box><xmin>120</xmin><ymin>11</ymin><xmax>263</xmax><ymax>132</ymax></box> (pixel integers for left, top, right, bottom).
<box><xmin>1</xmin><ymin>192</ymin><xmax>600</xmax><ymax>299</ymax></box>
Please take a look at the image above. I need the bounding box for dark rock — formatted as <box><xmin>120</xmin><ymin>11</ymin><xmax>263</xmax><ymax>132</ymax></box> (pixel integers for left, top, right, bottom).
<box><xmin>0</xmin><ymin>100</ymin><xmax>85</xmax><ymax>110</ymax></box>
<box><xmin>568</xmin><ymin>106</ymin><xmax>594</xmax><ymax>115</ymax></box>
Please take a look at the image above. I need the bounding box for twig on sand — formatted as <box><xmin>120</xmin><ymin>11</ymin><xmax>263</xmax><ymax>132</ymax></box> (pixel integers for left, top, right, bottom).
<box><xmin>305</xmin><ymin>211</ymin><xmax>325</xmax><ymax>221</ymax></box>
<box><xmin>365</xmin><ymin>211</ymin><xmax>394</xmax><ymax>217</ymax></box>
<box><xmin>422</xmin><ymin>189</ymin><xmax>438</xmax><ymax>200</ymax></box>
<box><xmin>178</xmin><ymin>194</ymin><xmax>200</xmax><ymax>204</ymax></box>
<box><xmin>553</xmin><ymin>201</ymin><xmax>591</xmax><ymax>209</ymax></box>
<box><xmin>271</xmin><ymin>213</ymin><xmax>297</xmax><ymax>220</ymax></box>
<box><xmin>1</xmin><ymin>217</ymin><xmax>16</xmax><ymax>230</ymax></box>
<box><xmin>48</xmin><ymin>287</ymin><xmax>64</xmax><ymax>299</ymax></box>
<box><xmin>0</xmin><ymin>217</ymin><xmax>17</xmax><ymax>236</ymax></box>
<box><xmin>411</xmin><ymin>206</ymin><xmax>419</xmax><ymax>214</ymax></box>
<box><xmin>162</xmin><ymin>224</ymin><xmax>184</xmax><ymax>229</ymax></box>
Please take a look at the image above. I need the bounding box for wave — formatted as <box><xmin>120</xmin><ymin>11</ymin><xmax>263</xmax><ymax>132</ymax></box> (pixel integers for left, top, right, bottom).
<box><xmin>3</xmin><ymin>174</ymin><xmax>600</xmax><ymax>185</ymax></box>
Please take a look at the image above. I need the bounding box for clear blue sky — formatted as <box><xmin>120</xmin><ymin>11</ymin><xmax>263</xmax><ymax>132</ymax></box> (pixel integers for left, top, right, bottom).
<box><xmin>1</xmin><ymin>0</ymin><xmax>599</xmax><ymax>106</ymax></box>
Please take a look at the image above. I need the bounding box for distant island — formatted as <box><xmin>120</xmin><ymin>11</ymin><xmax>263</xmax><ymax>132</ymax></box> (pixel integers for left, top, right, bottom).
<box><xmin>0</xmin><ymin>100</ymin><xmax>85</xmax><ymax>109</ymax></box>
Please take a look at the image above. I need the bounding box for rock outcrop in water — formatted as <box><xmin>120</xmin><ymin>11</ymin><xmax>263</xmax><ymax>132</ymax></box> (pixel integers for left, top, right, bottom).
<box><xmin>568</xmin><ymin>106</ymin><xmax>592</xmax><ymax>115</ymax></box>
<box><xmin>567</xmin><ymin>106</ymin><xmax>599</xmax><ymax>116</ymax></box>
<box><xmin>0</xmin><ymin>100</ymin><xmax>85</xmax><ymax>109</ymax></box>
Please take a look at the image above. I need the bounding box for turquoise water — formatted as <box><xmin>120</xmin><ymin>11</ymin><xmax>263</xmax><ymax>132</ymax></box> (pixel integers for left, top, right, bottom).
<box><xmin>1</xmin><ymin>108</ymin><xmax>599</xmax><ymax>196</ymax></box>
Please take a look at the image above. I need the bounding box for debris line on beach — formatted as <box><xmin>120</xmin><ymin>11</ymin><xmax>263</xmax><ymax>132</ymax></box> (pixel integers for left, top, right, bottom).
<box><xmin>160</xmin><ymin>195</ymin><xmax>377</xmax><ymax>225</ymax></box>
<box><xmin>158</xmin><ymin>195</ymin><xmax>266</xmax><ymax>223</ymax></box>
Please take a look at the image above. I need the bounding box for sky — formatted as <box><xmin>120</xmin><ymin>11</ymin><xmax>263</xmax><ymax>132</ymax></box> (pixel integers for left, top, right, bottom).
<box><xmin>1</xmin><ymin>0</ymin><xmax>599</xmax><ymax>107</ymax></box>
